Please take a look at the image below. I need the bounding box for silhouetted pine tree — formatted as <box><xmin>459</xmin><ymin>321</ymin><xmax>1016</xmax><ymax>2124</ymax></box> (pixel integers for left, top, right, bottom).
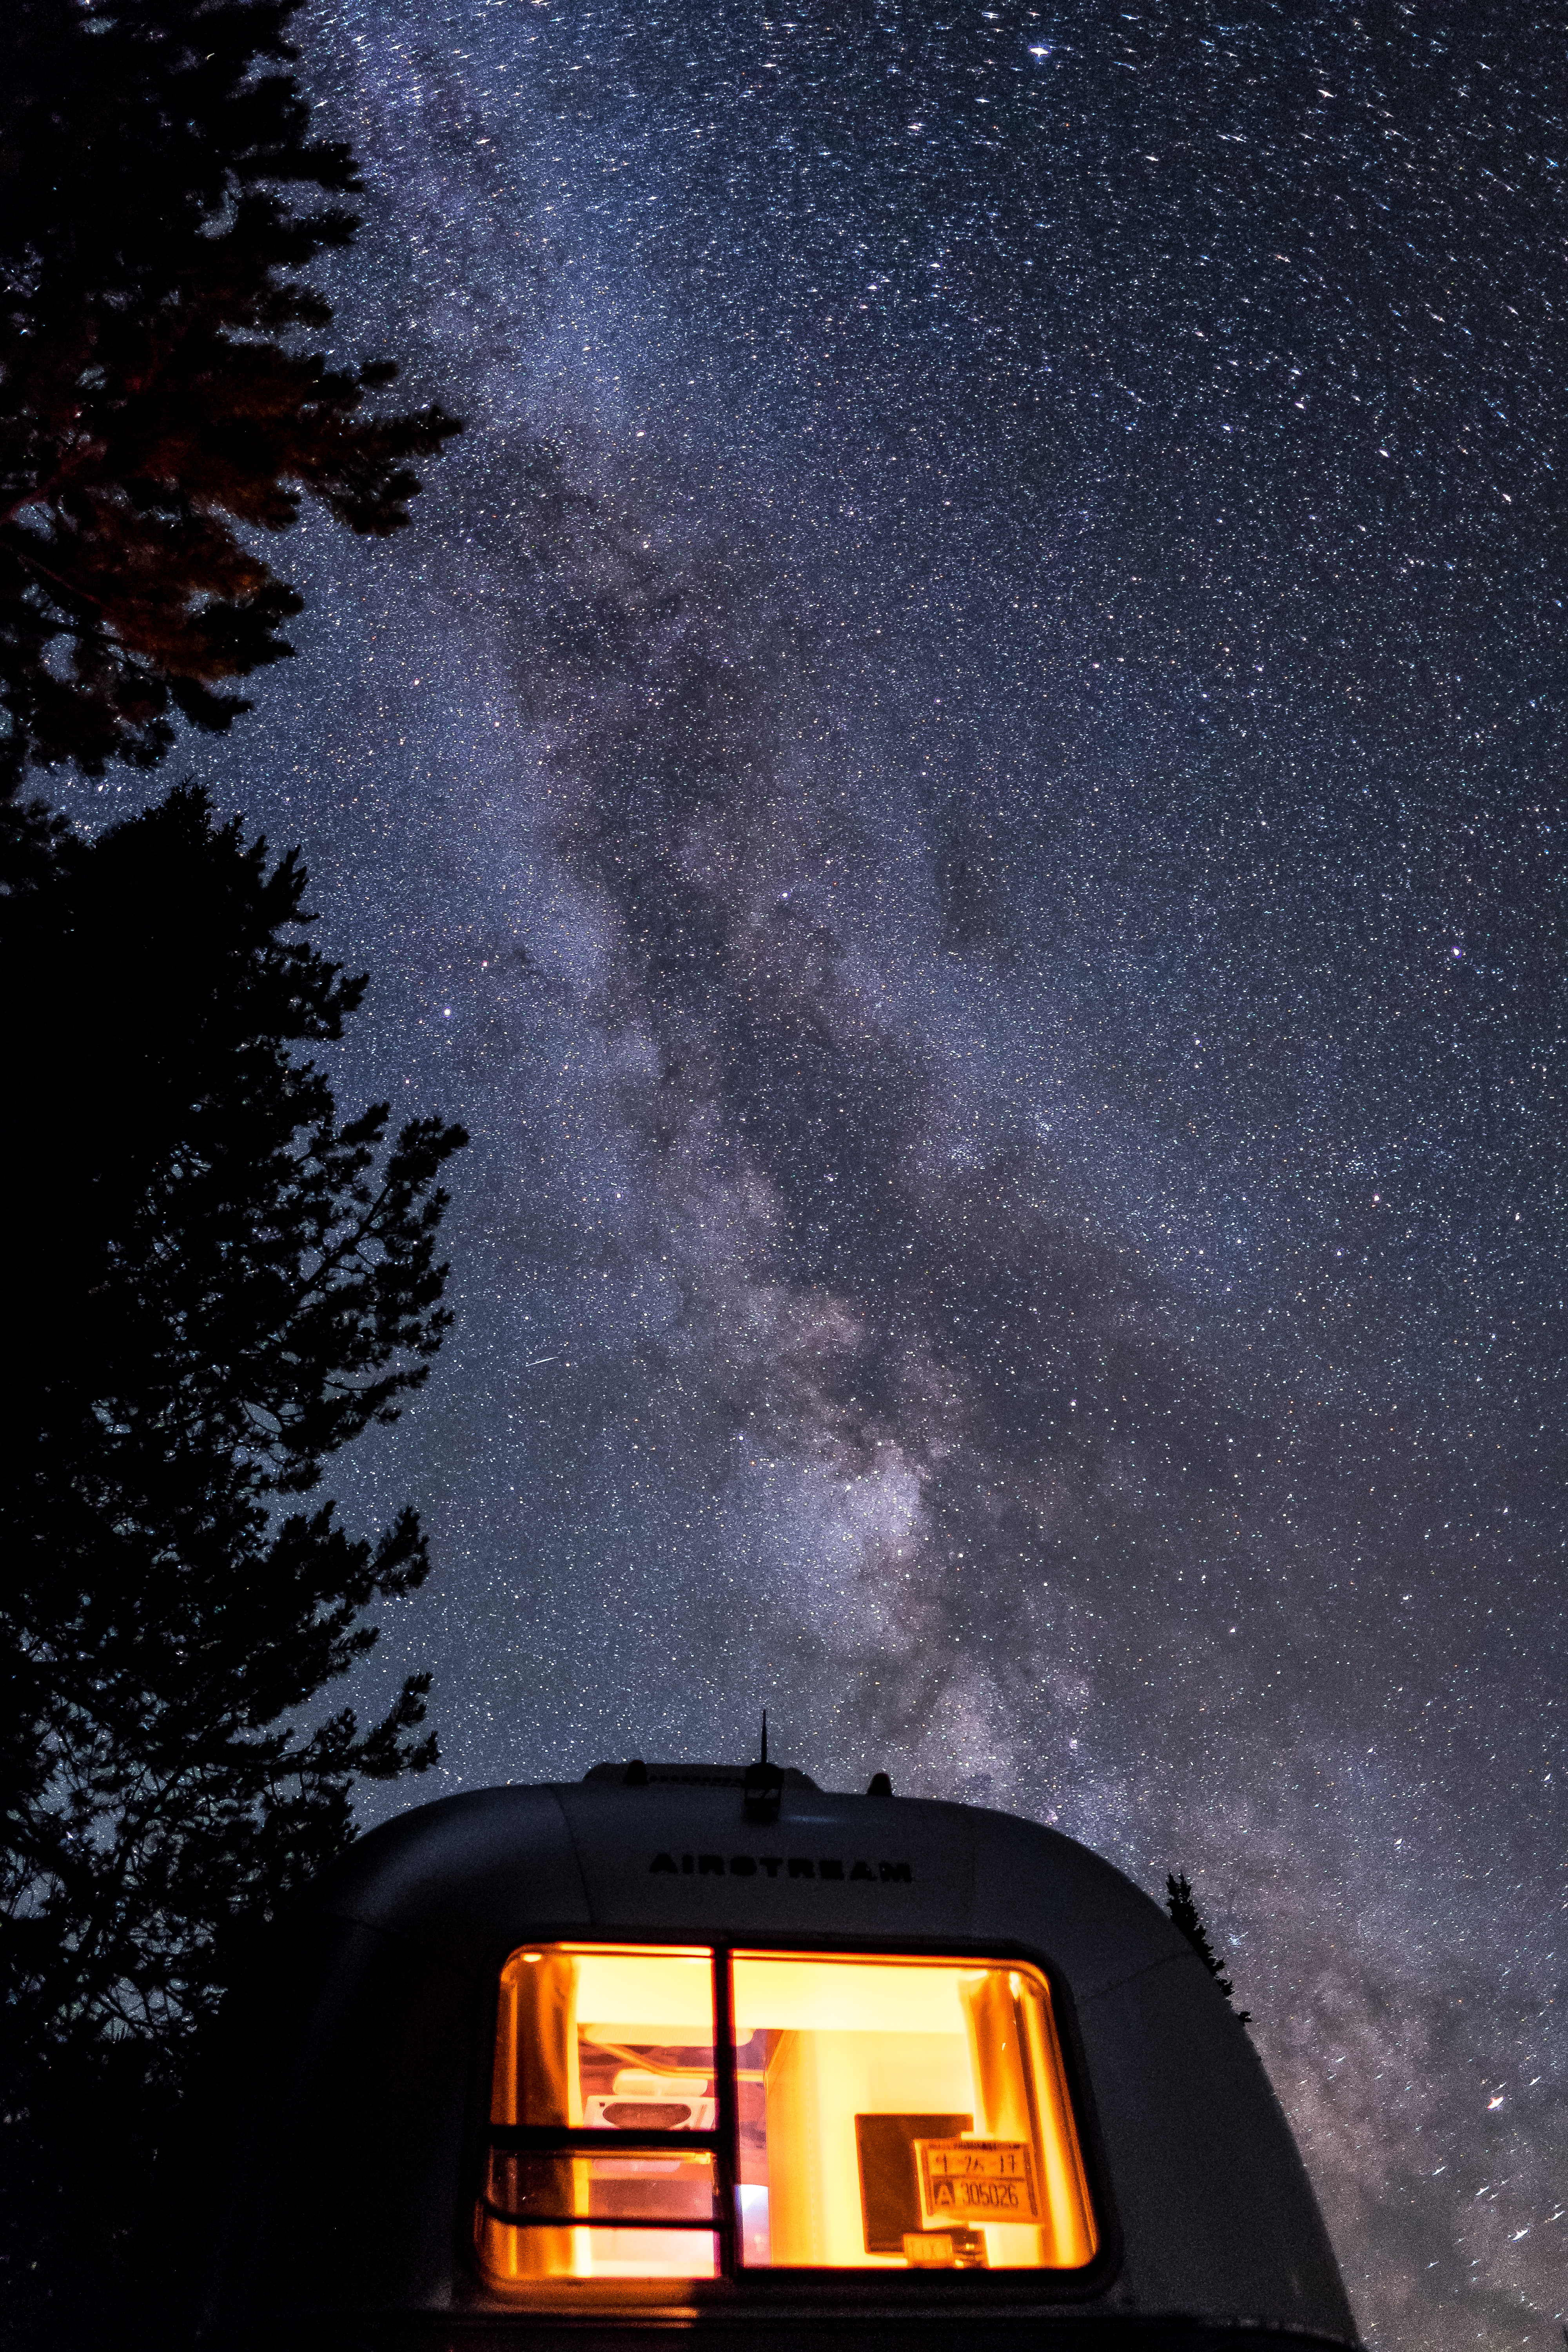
<box><xmin>0</xmin><ymin>0</ymin><xmax>461</xmax><ymax>790</ymax></box>
<box><xmin>0</xmin><ymin>786</ymin><xmax>467</xmax><ymax>2344</ymax></box>
<box><xmin>1165</xmin><ymin>1871</ymin><xmax>1252</xmax><ymax>2024</ymax></box>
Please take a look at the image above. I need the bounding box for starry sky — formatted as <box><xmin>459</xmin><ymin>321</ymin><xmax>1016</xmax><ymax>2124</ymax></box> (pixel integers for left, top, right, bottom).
<box><xmin>64</xmin><ymin>0</ymin><xmax>1567</xmax><ymax>2341</ymax></box>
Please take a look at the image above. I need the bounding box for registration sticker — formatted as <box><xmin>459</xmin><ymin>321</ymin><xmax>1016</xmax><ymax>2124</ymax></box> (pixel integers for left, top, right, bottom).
<box><xmin>914</xmin><ymin>2138</ymin><xmax>1041</xmax><ymax>2225</ymax></box>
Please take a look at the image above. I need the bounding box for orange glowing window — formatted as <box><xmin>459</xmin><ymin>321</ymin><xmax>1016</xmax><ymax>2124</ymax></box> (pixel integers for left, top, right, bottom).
<box><xmin>731</xmin><ymin>1953</ymin><xmax>1097</xmax><ymax>2272</ymax></box>
<box><xmin>477</xmin><ymin>1945</ymin><xmax>1096</xmax><ymax>2288</ymax></box>
<box><xmin>479</xmin><ymin>1945</ymin><xmax>721</xmax><ymax>2285</ymax></box>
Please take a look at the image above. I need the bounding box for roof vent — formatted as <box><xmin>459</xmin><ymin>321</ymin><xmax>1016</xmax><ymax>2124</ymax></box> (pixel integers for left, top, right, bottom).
<box><xmin>742</xmin><ymin>1713</ymin><xmax>784</xmax><ymax>1825</ymax></box>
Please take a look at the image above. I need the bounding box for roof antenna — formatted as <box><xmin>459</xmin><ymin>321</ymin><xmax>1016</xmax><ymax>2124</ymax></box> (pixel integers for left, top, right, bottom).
<box><xmin>744</xmin><ymin>1710</ymin><xmax>783</xmax><ymax>1824</ymax></box>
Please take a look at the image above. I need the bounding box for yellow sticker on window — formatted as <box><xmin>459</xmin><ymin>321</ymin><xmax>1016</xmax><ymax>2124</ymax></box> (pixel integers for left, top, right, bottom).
<box><xmin>915</xmin><ymin>2139</ymin><xmax>1041</xmax><ymax>2225</ymax></box>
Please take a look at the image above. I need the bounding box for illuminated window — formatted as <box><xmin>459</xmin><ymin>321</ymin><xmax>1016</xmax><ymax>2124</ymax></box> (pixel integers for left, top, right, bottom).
<box><xmin>479</xmin><ymin>1945</ymin><xmax>721</xmax><ymax>2283</ymax></box>
<box><xmin>478</xmin><ymin>1945</ymin><xmax>1096</xmax><ymax>2288</ymax></box>
<box><xmin>732</xmin><ymin>1953</ymin><xmax>1096</xmax><ymax>2272</ymax></box>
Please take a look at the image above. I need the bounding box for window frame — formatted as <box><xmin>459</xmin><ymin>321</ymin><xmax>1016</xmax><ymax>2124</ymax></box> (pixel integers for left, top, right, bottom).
<box><xmin>467</xmin><ymin>1928</ymin><xmax>1120</xmax><ymax>2308</ymax></box>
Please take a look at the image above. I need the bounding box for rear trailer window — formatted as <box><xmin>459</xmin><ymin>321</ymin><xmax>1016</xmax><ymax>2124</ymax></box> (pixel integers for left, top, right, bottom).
<box><xmin>478</xmin><ymin>1945</ymin><xmax>1096</xmax><ymax>2285</ymax></box>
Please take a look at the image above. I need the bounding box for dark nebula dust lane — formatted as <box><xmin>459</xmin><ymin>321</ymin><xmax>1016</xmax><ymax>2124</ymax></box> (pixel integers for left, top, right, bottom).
<box><xmin>53</xmin><ymin>2</ymin><xmax>1565</xmax><ymax>2342</ymax></box>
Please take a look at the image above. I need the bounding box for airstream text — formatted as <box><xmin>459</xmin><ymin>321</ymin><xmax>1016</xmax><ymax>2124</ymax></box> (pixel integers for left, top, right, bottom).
<box><xmin>648</xmin><ymin>1852</ymin><xmax>913</xmax><ymax>1881</ymax></box>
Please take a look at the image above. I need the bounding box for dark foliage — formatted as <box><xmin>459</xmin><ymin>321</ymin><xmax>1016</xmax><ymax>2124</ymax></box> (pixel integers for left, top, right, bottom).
<box><xmin>0</xmin><ymin>0</ymin><xmax>461</xmax><ymax>789</ymax></box>
<box><xmin>1165</xmin><ymin>1871</ymin><xmax>1252</xmax><ymax>2024</ymax></box>
<box><xmin>0</xmin><ymin>786</ymin><xmax>467</xmax><ymax>2343</ymax></box>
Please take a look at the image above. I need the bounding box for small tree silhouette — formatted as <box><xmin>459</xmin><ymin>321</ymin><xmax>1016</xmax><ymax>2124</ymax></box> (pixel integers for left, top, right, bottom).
<box><xmin>1165</xmin><ymin>1871</ymin><xmax>1252</xmax><ymax>2024</ymax></box>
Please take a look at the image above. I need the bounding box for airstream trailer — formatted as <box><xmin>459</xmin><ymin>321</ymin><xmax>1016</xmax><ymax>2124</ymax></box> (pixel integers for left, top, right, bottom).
<box><xmin>199</xmin><ymin>1758</ymin><xmax>1357</xmax><ymax>2352</ymax></box>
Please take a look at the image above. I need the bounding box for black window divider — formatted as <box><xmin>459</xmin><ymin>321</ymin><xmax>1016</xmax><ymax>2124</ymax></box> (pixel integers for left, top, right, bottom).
<box><xmin>479</xmin><ymin>2200</ymin><xmax>721</xmax><ymax>2234</ymax></box>
<box><xmin>486</xmin><ymin>2125</ymin><xmax>722</xmax><ymax>2154</ymax></box>
<box><xmin>711</xmin><ymin>1945</ymin><xmax>740</xmax><ymax>2275</ymax></box>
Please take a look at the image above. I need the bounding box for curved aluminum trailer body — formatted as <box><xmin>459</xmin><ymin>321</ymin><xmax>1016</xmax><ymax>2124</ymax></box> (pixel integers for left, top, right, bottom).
<box><xmin>199</xmin><ymin>1763</ymin><xmax>1356</xmax><ymax>2352</ymax></box>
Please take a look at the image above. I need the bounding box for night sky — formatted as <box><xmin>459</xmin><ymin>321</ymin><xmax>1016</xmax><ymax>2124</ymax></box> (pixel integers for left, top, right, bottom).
<box><xmin>61</xmin><ymin>2</ymin><xmax>1566</xmax><ymax>2341</ymax></box>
